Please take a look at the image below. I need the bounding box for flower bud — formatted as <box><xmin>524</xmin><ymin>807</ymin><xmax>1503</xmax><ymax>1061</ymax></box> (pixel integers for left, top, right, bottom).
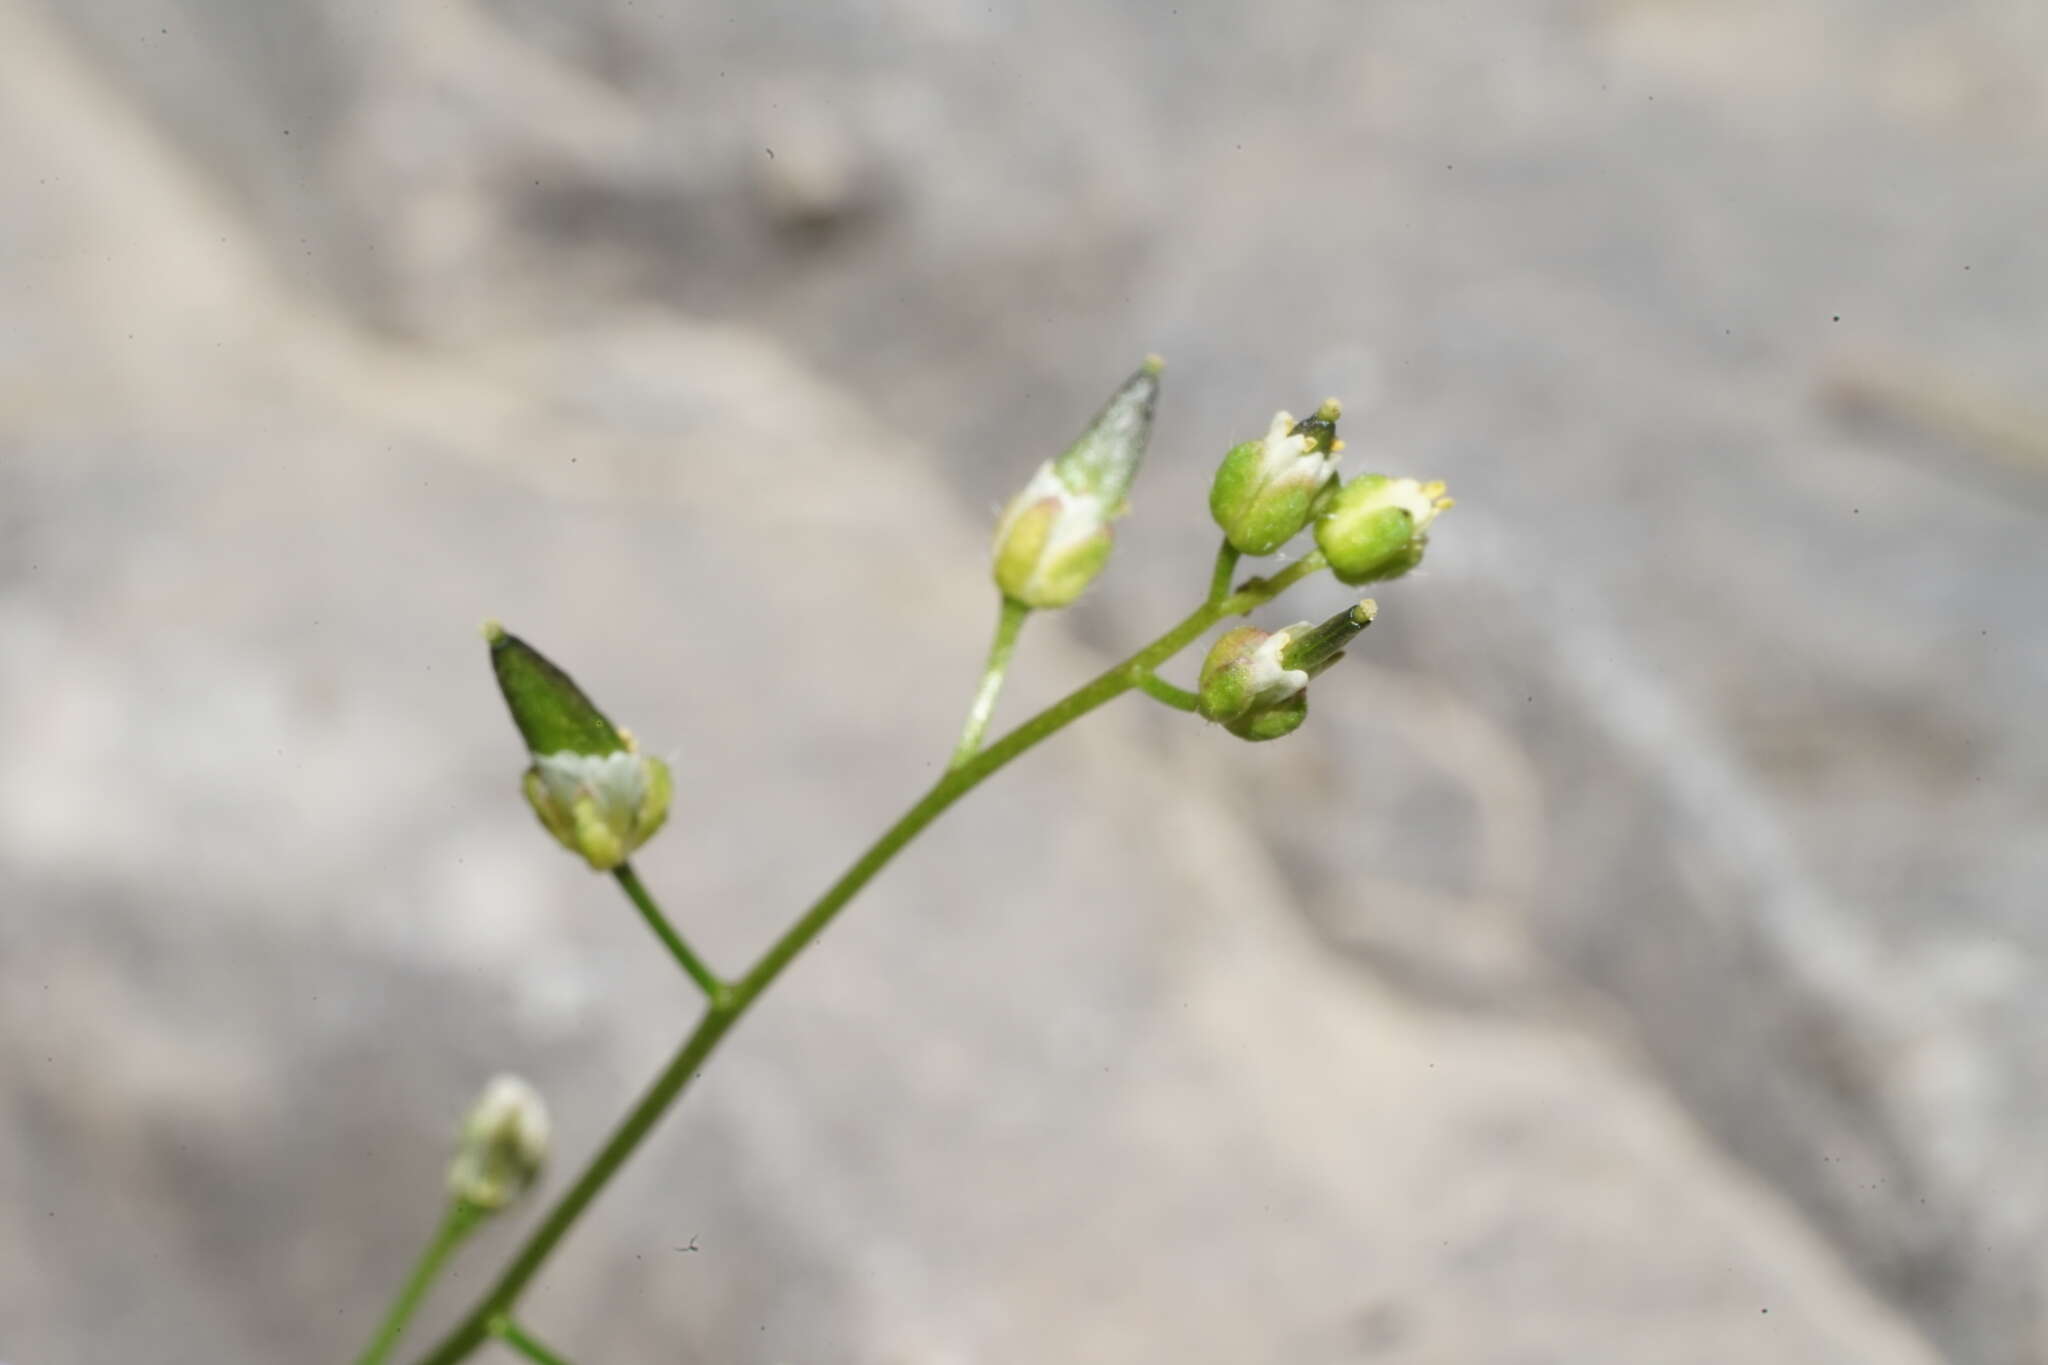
<box><xmin>1208</xmin><ymin>399</ymin><xmax>1344</xmax><ymax>555</ymax></box>
<box><xmin>1195</xmin><ymin>600</ymin><xmax>1375</xmax><ymax>742</ymax></box>
<box><xmin>990</xmin><ymin>468</ymin><xmax>1114</xmax><ymax>609</ymax></box>
<box><xmin>991</xmin><ymin>357</ymin><xmax>1162</xmax><ymax>608</ymax></box>
<box><xmin>448</xmin><ymin>1074</ymin><xmax>550</xmax><ymax>1212</ymax></box>
<box><xmin>1196</xmin><ymin>624</ymin><xmax>1311</xmax><ymax>742</ymax></box>
<box><xmin>485</xmin><ymin>622</ymin><xmax>672</xmax><ymax>871</ymax></box>
<box><xmin>1313</xmin><ymin>475</ymin><xmax>1452</xmax><ymax>586</ymax></box>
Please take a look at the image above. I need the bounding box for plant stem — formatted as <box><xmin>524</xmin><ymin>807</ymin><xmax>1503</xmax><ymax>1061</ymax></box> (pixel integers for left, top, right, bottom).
<box><xmin>489</xmin><ymin>1318</ymin><xmax>576</xmax><ymax>1365</ymax></box>
<box><xmin>1233</xmin><ymin>548</ymin><xmax>1327</xmax><ymax>605</ymax></box>
<box><xmin>1135</xmin><ymin>673</ymin><xmax>1200</xmax><ymax>712</ymax></box>
<box><xmin>1207</xmin><ymin>541</ymin><xmax>1242</xmax><ymax>606</ymax></box>
<box><xmin>406</xmin><ymin>559</ymin><xmax>1323</xmax><ymax>1365</ymax></box>
<box><xmin>950</xmin><ymin>596</ymin><xmax>1031</xmax><ymax>768</ymax></box>
<box><xmin>354</xmin><ymin>1200</ymin><xmax>482</xmax><ymax>1365</ymax></box>
<box><xmin>614</xmin><ymin>863</ymin><xmax>726</xmax><ymax>1002</ymax></box>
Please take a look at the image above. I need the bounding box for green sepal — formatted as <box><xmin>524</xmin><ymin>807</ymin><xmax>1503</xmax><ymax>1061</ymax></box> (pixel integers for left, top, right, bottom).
<box><xmin>991</xmin><ymin>496</ymin><xmax>1115</xmax><ymax>609</ymax></box>
<box><xmin>1225</xmin><ymin>692</ymin><xmax>1308</xmax><ymax>741</ymax></box>
<box><xmin>1313</xmin><ymin>474</ymin><xmax>1449</xmax><ymax>586</ymax></box>
<box><xmin>1195</xmin><ymin>625</ymin><xmax>1271</xmax><ymax>725</ymax></box>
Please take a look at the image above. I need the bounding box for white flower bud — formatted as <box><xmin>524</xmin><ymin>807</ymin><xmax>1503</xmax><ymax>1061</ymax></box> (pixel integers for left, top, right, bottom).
<box><xmin>448</xmin><ymin>1075</ymin><xmax>551</xmax><ymax>1212</ymax></box>
<box><xmin>523</xmin><ymin>748</ymin><xmax>673</xmax><ymax>872</ymax></box>
<box><xmin>1209</xmin><ymin>401</ymin><xmax>1344</xmax><ymax>555</ymax></box>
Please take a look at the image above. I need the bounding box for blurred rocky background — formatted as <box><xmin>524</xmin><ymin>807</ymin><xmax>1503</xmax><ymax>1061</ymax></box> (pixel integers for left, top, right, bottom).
<box><xmin>2</xmin><ymin>0</ymin><xmax>2043</xmax><ymax>1360</ymax></box>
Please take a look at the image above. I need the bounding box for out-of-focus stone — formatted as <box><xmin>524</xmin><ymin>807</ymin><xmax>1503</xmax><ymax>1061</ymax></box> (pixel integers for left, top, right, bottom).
<box><xmin>0</xmin><ymin>3</ymin><xmax>1946</xmax><ymax>1361</ymax></box>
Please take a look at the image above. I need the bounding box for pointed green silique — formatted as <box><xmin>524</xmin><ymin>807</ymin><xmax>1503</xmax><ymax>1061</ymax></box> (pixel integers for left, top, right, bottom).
<box><xmin>484</xmin><ymin>622</ymin><xmax>625</xmax><ymax>758</ymax></box>
<box><xmin>1051</xmin><ymin>354</ymin><xmax>1164</xmax><ymax>505</ymax></box>
<box><xmin>1278</xmin><ymin>599</ymin><xmax>1376</xmax><ymax>677</ymax></box>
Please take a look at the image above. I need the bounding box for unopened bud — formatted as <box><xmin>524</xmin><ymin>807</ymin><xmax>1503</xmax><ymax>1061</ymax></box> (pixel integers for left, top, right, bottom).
<box><xmin>485</xmin><ymin>622</ymin><xmax>672</xmax><ymax>870</ymax></box>
<box><xmin>991</xmin><ymin>358</ymin><xmax>1162</xmax><ymax>608</ymax></box>
<box><xmin>448</xmin><ymin>1074</ymin><xmax>550</xmax><ymax>1212</ymax></box>
<box><xmin>1194</xmin><ymin>600</ymin><xmax>1374</xmax><ymax>742</ymax></box>
<box><xmin>1208</xmin><ymin>399</ymin><xmax>1344</xmax><ymax>556</ymax></box>
<box><xmin>1196</xmin><ymin>624</ymin><xmax>1311</xmax><ymax>742</ymax></box>
<box><xmin>1313</xmin><ymin>475</ymin><xmax>1452</xmax><ymax>586</ymax></box>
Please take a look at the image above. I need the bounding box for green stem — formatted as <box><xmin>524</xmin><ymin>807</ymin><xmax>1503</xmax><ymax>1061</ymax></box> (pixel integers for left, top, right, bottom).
<box><xmin>950</xmin><ymin>596</ymin><xmax>1031</xmax><ymax>768</ymax></box>
<box><xmin>1207</xmin><ymin>541</ymin><xmax>1243</xmax><ymax>606</ymax></box>
<box><xmin>1134</xmin><ymin>672</ymin><xmax>1200</xmax><ymax>712</ymax></box>
<box><xmin>406</xmin><ymin>560</ymin><xmax>1324</xmax><ymax>1365</ymax></box>
<box><xmin>489</xmin><ymin>1318</ymin><xmax>576</xmax><ymax>1365</ymax></box>
<box><xmin>1234</xmin><ymin>548</ymin><xmax>1327</xmax><ymax>605</ymax></box>
<box><xmin>614</xmin><ymin>863</ymin><xmax>726</xmax><ymax>1002</ymax></box>
<box><xmin>354</xmin><ymin>1200</ymin><xmax>482</xmax><ymax>1365</ymax></box>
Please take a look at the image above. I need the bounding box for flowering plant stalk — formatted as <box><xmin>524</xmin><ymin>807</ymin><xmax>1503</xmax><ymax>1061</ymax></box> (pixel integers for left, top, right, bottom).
<box><xmin>351</xmin><ymin>358</ymin><xmax>1451</xmax><ymax>1365</ymax></box>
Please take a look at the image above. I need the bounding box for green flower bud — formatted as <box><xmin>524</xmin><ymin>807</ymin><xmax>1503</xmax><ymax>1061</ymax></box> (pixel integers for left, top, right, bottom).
<box><xmin>1197</xmin><ymin>624</ymin><xmax>1310</xmax><ymax>741</ymax></box>
<box><xmin>1313</xmin><ymin>475</ymin><xmax>1453</xmax><ymax>586</ymax></box>
<box><xmin>1195</xmin><ymin>600</ymin><xmax>1376</xmax><ymax>742</ymax></box>
<box><xmin>485</xmin><ymin>621</ymin><xmax>672</xmax><ymax>871</ymax></box>
<box><xmin>991</xmin><ymin>357</ymin><xmax>1162</xmax><ymax>608</ymax></box>
<box><xmin>990</xmin><ymin>473</ymin><xmax>1114</xmax><ymax>609</ymax></box>
<box><xmin>448</xmin><ymin>1074</ymin><xmax>550</xmax><ymax>1212</ymax></box>
<box><xmin>1209</xmin><ymin>399</ymin><xmax>1344</xmax><ymax>555</ymax></box>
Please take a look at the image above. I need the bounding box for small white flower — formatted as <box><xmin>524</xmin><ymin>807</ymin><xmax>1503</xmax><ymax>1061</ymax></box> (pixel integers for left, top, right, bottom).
<box><xmin>533</xmin><ymin>750</ymin><xmax>649</xmax><ymax>829</ymax></box>
<box><xmin>523</xmin><ymin>749</ymin><xmax>672</xmax><ymax>871</ymax></box>
<box><xmin>1350</xmin><ymin>476</ymin><xmax>1451</xmax><ymax>534</ymax></box>
<box><xmin>1253</xmin><ymin>411</ymin><xmax>1341</xmax><ymax>492</ymax></box>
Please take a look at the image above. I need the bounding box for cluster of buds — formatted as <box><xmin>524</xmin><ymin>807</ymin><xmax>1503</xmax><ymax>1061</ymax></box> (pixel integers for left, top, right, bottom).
<box><xmin>1196</xmin><ymin>600</ymin><xmax>1376</xmax><ymax>740</ymax></box>
<box><xmin>991</xmin><ymin>357</ymin><xmax>1162</xmax><ymax>609</ymax></box>
<box><xmin>447</xmin><ymin>1074</ymin><xmax>551</xmax><ymax>1212</ymax></box>
<box><xmin>485</xmin><ymin>621</ymin><xmax>671</xmax><ymax>871</ymax></box>
<box><xmin>1189</xmin><ymin>392</ymin><xmax>1450</xmax><ymax>740</ymax></box>
<box><xmin>1208</xmin><ymin>396</ymin><xmax>1451</xmax><ymax>586</ymax></box>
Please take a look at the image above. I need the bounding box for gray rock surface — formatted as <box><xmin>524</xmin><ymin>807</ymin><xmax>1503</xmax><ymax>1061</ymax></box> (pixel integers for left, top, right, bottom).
<box><xmin>5</xmin><ymin>0</ymin><xmax>2042</xmax><ymax>1360</ymax></box>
